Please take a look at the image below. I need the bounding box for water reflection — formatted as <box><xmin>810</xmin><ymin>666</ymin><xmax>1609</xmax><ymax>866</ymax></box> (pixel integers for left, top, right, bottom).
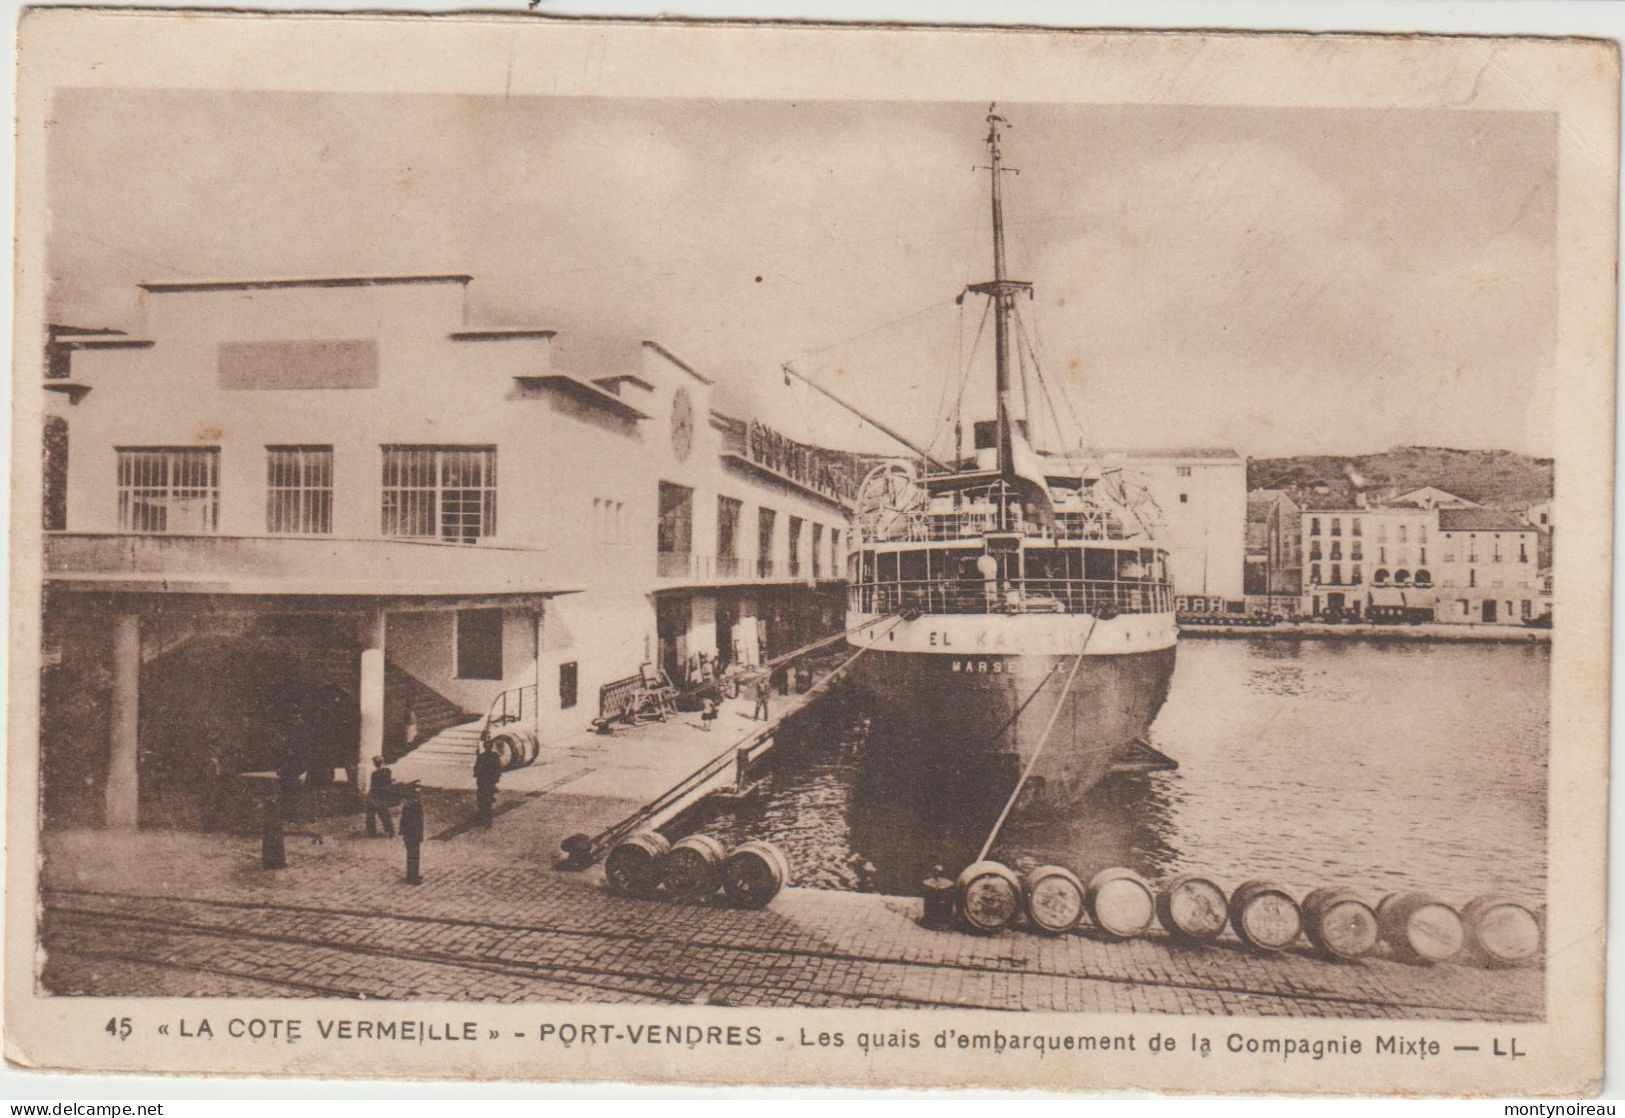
<box><xmin>701</xmin><ymin>638</ymin><xmax>1549</xmax><ymax>903</ymax></box>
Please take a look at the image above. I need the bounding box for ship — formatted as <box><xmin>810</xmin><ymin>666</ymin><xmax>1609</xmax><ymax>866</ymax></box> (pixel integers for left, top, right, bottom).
<box><xmin>837</xmin><ymin>108</ymin><xmax>1179</xmax><ymax>808</ymax></box>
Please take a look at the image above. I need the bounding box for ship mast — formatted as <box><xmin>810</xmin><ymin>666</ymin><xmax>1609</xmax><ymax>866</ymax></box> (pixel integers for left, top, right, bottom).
<box><xmin>988</xmin><ymin>108</ymin><xmax>1014</xmax><ymax>483</ymax></box>
<box><xmin>968</xmin><ymin>106</ymin><xmax>1035</xmax><ymax>527</ymax></box>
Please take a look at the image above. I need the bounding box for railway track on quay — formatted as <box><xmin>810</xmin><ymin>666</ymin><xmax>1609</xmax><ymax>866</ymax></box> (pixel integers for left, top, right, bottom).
<box><xmin>39</xmin><ymin>887</ymin><xmax>1541</xmax><ymax>1020</ymax></box>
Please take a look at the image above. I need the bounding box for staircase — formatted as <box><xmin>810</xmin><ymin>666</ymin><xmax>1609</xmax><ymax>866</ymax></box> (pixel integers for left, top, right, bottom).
<box><xmin>384</xmin><ymin>663</ymin><xmax>477</xmax><ymax>761</ymax></box>
<box><xmin>390</xmin><ymin>718</ymin><xmax>487</xmax><ymax>785</ymax></box>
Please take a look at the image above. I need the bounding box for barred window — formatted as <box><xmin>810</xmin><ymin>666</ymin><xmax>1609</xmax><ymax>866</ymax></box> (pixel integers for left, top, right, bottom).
<box><xmin>267</xmin><ymin>446</ymin><xmax>333</xmax><ymax>534</ymax></box>
<box><xmin>382</xmin><ymin>446</ymin><xmax>496</xmax><ymax>543</ymax></box>
<box><xmin>117</xmin><ymin>447</ymin><xmax>219</xmax><ymax>533</ymax></box>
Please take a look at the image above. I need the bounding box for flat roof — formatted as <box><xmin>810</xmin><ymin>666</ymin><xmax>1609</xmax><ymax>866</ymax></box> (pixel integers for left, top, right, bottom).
<box><xmin>517</xmin><ymin>374</ymin><xmax>651</xmax><ymax>420</ymax></box>
<box><xmin>140</xmin><ymin>274</ymin><xmax>473</xmax><ymax>294</ymax></box>
<box><xmin>1438</xmin><ymin>508</ymin><xmax>1533</xmax><ymax>532</ymax></box>
<box><xmin>450</xmin><ymin>329</ymin><xmax>558</xmax><ymax>341</ymax></box>
<box><xmin>641</xmin><ymin>340</ymin><xmax>714</xmax><ymax>385</ymax></box>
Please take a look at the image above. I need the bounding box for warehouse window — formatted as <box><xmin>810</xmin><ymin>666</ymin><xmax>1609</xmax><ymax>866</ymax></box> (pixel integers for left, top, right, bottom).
<box><xmin>757</xmin><ymin>507</ymin><xmax>777</xmax><ymax>576</ymax></box>
<box><xmin>117</xmin><ymin>447</ymin><xmax>219</xmax><ymax>533</ymax></box>
<box><xmin>560</xmin><ymin>661</ymin><xmax>579</xmax><ymax>709</ymax></box>
<box><xmin>267</xmin><ymin>446</ymin><xmax>333</xmax><ymax>534</ymax></box>
<box><xmin>1176</xmin><ymin>466</ymin><xmax>1192</xmax><ymax>477</ymax></box>
<box><xmin>382</xmin><ymin>446</ymin><xmax>496</xmax><ymax>542</ymax></box>
<box><xmin>788</xmin><ymin>516</ymin><xmax>804</xmax><ymax>578</ymax></box>
<box><xmin>43</xmin><ymin>416</ymin><xmax>68</xmax><ymax>531</ymax></box>
<box><xmin>456</xmin><ymin>609</ymin><xmax>503</xmax><ymax>680</ymax></box>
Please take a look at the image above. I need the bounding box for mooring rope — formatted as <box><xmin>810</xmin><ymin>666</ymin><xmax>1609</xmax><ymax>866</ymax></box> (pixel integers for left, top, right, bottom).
<box><xmin>975</xmin><ymin>618</ymin><xmax>1097</xmax><ymax>863</ymax></box>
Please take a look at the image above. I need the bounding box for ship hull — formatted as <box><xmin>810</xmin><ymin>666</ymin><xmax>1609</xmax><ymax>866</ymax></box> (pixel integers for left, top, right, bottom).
<box><xmin>844</xmin><ymin>614</ymin><xmax>1177</xmax><ymax>808</ymax></box>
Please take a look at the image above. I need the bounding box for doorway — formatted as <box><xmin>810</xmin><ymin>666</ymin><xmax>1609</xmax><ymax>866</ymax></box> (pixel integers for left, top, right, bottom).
<box><xmin>716</xmin><ymin>596</ymin><xmax>739</xmax><ymax>670</ymax></box>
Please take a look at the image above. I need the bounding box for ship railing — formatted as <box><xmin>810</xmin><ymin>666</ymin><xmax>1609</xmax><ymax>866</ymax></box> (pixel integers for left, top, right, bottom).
<box><xmin>849</xmin><ymin>578</ymin><xmax>1174</xmax><ymax>616</ymax></box>
<box><xmin>866</xmin><ymin>514</ymin><xmax>1132</xmax><ymax>544</ymax></box>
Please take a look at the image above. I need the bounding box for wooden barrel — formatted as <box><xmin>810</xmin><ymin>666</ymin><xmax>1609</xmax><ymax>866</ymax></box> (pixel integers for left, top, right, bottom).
<box><xmin>956</xmin><ymin>861</ymin><xmax>1023</xmax><ymax>933</ymax></box>
<box><xmin>1302</xmin><ymin>887</ymin><xmax>1380</xmax><ymax>961</ymax></box>
<box><xmin>1461</xmin><ymin>895</ymin><xmax>1541</xmax><ymax>966</ymax></box>
<box><xmin>1228</xmin><ymin>880</ymin><xmax>1302</xmax><ymax>953</ymax></box>
<box><xmin>604</xmin><ymin>831</ymin><xmax>669</xmax><ymax>899</ymax></box>
<box><xmin>1156</xmin><ymin>875</ymin><xmax>1229</xmax><ymax>943</ymax></box>
<box><xmin>662</xmin><ymin>834</ymin><xmax>728</xmax><ymax>897</ymax></box>
<box><xmin>721</xmin><ymin>841</ymin><xmax>791</xmax><ymax>909</ymax></box>
<box><xmin>1085</xmin><ymin>867</ymin><xmax>1156</xmax><ymax>940</ymax></box>
<box><xmin>1022</xmin><ymin>865</ymin><xmax>1086</xmax><ymax>935</ymax></box>
<box><xmin>1377</xmin><ymin>891</ymin><xmax>1464</xmax><ymax>965</ymax></box>
<box><xmin>490</xmin><ymin>730</ymin><xmax>540</xmax><ymax>770</ymax></box>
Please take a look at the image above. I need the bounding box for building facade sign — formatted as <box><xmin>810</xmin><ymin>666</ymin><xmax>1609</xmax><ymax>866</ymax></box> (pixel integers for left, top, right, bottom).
<box><xmin>747</xmin><ymin>419</ymin><xmax>857</xmax><ymax>505</ymax></box>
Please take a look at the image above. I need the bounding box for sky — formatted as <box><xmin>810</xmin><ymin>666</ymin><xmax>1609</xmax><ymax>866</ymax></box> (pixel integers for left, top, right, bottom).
<box><xmin>46</xmin><ymin>91</ymin><xmax>1557</xmax><ymax>459</ymax></box>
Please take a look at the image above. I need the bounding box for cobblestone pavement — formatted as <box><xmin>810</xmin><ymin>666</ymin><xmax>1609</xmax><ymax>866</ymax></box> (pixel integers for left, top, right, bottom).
<box><xmin>39</xmin><ymin>831</ymin><xmax>1542</xmax><ymax>1020</ymax></box>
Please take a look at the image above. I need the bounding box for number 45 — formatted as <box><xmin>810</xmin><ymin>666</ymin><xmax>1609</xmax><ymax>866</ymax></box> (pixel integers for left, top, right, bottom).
<box><xmin>105</xmin><ymin>1017</ymin><xmax>131</xmax><ymax>1041</ymax></box>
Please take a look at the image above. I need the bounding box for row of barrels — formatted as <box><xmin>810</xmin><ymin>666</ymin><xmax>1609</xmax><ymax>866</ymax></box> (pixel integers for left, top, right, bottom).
<box><xmin>606</xmin><ymin>832</ymin><xmax>792</xmax><ymax>910</ymax></box>
<box><xmin>955</xmin><ymin>862</ymin><xmax>1541</xmax><ymax>967</ymax></box>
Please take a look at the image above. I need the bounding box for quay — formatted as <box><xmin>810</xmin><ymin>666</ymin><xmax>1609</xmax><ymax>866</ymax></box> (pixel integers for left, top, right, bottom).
<box><xmin>39</xmin><ymin>819</ymin><xmax>1541</xmax><ymax>1019</ymax></box>
<box><xmin>391</xmin><ymin>651</ymin><xmax>857</xmax><ymax>861</ymax></box>
<box><xmin>39</xmin><ymin>661</ymin><xmax>1543</xmax><ymax>1023</ymax></box>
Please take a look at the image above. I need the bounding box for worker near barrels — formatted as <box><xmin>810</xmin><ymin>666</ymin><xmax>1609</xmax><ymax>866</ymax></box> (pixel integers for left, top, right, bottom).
<box><xmin>399</xmin><ymin>787</ymin><xmax>424</xmax><ymax>885</ymax></box>
<box><xmin>473</xmin><ymin>738</ymin><xmax>503</xmax><ymax>826</ymax></box>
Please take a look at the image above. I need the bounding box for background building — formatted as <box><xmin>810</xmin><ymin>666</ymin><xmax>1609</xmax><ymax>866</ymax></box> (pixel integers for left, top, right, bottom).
<box><xmin>1435</xmin><ymin>508</ymin><xmax>1543</xmax><ymax>624</ymax></box>
<box><xmin>1294</xmin><ymin>493</ymin><xmax>1540</xmax><ymax>624</ymax></box>
<box><xmin>1244</xmin><ymin>488</ymin><xmax>1303</xmax><ymax>614</ymax></box>
<box><xmin>1116</xmin><ymin>448</ymin><xmax>1246</xmax><ymax>609</ymax></box>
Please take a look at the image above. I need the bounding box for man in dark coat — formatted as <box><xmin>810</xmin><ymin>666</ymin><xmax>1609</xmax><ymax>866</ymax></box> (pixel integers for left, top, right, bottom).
<box><xmin>400</xmin><ymin>787</ymin><xmax>424</xmax><ymax>885</ymax></box>
<box><xmin>752</xmin><ymin>674</ymin><xmax>772</xmax><ymax>722</ymax></box>
<box><xmin>473</xmin><ymin>740</ymin><xmax>502</xmax><ymax>826</ymax></box>
<box><xmin>365</xmin><ymin>755</ymin><xmax>395</xmax><ymax>837</ymax></box>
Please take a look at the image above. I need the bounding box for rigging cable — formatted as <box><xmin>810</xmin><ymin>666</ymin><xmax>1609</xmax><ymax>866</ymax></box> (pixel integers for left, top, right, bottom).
<box><xmin>941</xmin><ymin>296</ymin><xmax>993</xmax><ymax>462</ymax></box>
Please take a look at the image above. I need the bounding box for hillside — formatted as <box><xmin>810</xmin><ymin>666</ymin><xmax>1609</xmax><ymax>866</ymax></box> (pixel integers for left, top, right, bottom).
<box><xmin>1247</xmin><ymin>447</ymin><xmax>1553</xmax><ymax>510</ymax></box>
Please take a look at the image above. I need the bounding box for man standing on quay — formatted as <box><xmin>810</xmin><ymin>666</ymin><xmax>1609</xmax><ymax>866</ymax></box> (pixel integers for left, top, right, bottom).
<box><xmin>400</xmin><ymin>787</ymin><xmax>424</xmax><ymax>885</ymax></box>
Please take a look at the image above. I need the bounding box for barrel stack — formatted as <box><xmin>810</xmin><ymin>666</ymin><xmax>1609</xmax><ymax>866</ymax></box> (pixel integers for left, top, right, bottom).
<box><xmin>1460</xmin><ymin>895</ymin><xmax>1542</xmax><ymax>966</ymax></box>
<box><xmin>662</xmin><ymin>834</ymin><xmax>729</xmax><ymax>898</ymax></box>
<box><xmin>1301</xmin><ymin>887</ymin><xmax>1380</xmax><ymax>961</ymax></box>
<box><xmin>488</xmin><ymin>729</ymin><xmax>541</xmax><ymax>770</ymax></box>
<box><xmin>956</xmin><ymin>861</ymin><xmax>1023</xmax><ymax>933</ymax></box>
<box><xmin>1023</xmin><ymin>865</ymin><xmax>1086</xmax><ymax>935</ymax></box>
<box><xmin>1156</xmin><ymin>875</ymin><xmax>1230</xmax><ymax>943</ymax></box>
<box><xmin>1377</xmin><ymin>892</ymin><xmax>1465</xmax><ymax>965</ymax></box>
<box><xmin>605</xmin><ymin>831</ymin><xmax>669</xmax><ymax>899</ymax></box>
<box><xmin>721</xmin><ymin>841</ymin><xmax>792</xmax><ymax>909</ymax></box>
<box><xmin>1086</xmin><ymin>868</ymin><xmax>1157</xmax><ymax>940</ymax></box>
<box><xmin>1228</xmin><ymin>880</ymin><xmax>1303</xmax><ymax>953</ymax></box>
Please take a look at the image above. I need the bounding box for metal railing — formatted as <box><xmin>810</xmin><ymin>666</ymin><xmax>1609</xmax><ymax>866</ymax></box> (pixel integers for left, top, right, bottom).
<box><xmin>850</xmin><ymin>578</ymin><xmax>1174</xmax><ymax>616</ymax></box>
<box><xmin>656</xmin><ymin>550</ymin><xmax>838</xmax><ymax>583</ymax></box>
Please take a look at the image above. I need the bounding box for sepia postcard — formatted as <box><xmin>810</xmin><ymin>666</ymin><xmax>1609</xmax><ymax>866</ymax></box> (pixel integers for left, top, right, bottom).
<box><xmin>5</xmin><ymin>9</ymin><xmax>1617</xmax><ymax>1095</ymax></box>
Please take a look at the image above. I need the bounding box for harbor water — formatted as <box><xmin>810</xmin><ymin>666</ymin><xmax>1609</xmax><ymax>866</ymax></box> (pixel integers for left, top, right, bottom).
<box><xmin>700</xmin><ymin>637</ymin><xmax>1550</xmax><ymax>903</ymax></box>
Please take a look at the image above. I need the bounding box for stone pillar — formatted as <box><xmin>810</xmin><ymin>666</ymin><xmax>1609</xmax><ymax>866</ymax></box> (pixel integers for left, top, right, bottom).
<box><xmin>357</xmin><ymin>609</ymin><xmax>386</xmax><ymax>799</ymax></box>
<box><xmin>105</xmin><ymin>611</ymin><xmax>141</xmax><ymax>828</ymax></box>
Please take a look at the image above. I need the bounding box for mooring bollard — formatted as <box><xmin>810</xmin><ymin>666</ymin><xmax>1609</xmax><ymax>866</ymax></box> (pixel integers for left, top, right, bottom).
<box><xmin>260</xmin><ymin>798</ymin><xmax>286</xmax><ymax>870</ymax></box>
<box><xmin>920</xmin><ymin>865</ymin><xmax>956</xmax><ymax>928</ymax></box>
<box><xmin>558</xmin><ymin>833</ymin><xmax>595</xmax><ymax>870</ymax></box>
